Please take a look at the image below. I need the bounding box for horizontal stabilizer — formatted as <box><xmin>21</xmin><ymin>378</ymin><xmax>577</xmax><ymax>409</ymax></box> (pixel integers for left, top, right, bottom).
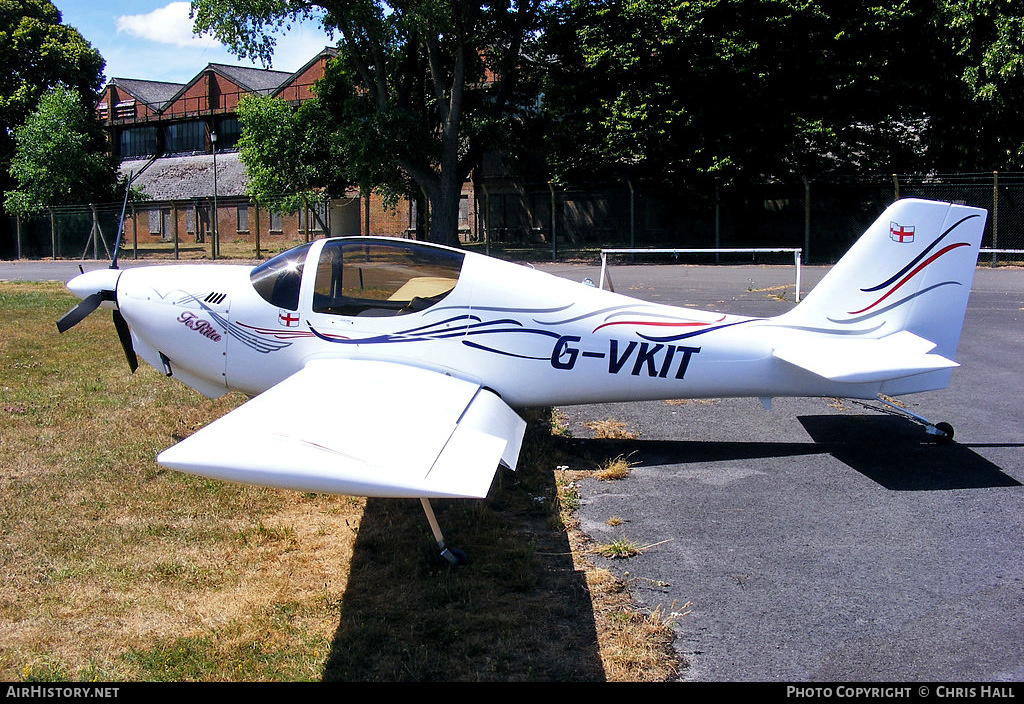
<box><xmin>157</xmin><ymin>358</ymin><xmax>526</xmax><ymax>499</ymax></box>
<box><xmin>773</xmin><ymin>331</ymin><xmax>958</xmax><ymax>384</ymax></box>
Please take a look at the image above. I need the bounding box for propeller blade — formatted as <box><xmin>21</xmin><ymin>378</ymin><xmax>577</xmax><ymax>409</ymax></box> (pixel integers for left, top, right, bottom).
<box><xmin>56</xmin><ymin>292</ymin><xmax>105</xmax><ymax>333</ymax></box>
<box><xmin>112</xmin><ymin>309</ymin><xmax>139</xmax><ymax>373</ymax></box>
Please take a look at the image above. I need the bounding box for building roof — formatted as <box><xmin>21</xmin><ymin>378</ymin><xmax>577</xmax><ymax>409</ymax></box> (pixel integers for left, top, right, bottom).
<box><xmin>208</xmin><ymin>63</ymin><xmax>293</xmax><ymax>94</ymax></box>
<box><xmin>106</xmin><ymin>78</ymin><xmax>185</xmax><ymax>110</ymax></box>
<box><xmin>101</xmin><ymin>48</ymin><xmax>337</xmax><ymax>114</ymax></box>
<box><xmin>122</xmin><ymin>152</ymin><xmax>248</xmax><ymax>202</ymax></box>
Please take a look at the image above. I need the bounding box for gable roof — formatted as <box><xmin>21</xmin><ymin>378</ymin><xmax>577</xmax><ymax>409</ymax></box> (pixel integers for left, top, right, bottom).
<box><xmin>205</xmin><ymin>63</ymin><xmax>293</xmax><ymax>94</ymax></box>
<box><xmin>100</xmin><ymin>48</ymin><xmax>338</xmax><ymax>115</ymax></box>
<box><xmin>158</xmin><ymin>62</ymin><xmax>294</xmax><ymax>115</ymax></box>
<box><xmin>105</xmin><ymin>78</ymin><xmax>185</xmax><ymax>110</ymax></box>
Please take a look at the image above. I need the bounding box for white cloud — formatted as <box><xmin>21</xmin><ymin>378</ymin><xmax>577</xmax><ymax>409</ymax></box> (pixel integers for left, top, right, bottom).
<box><xmin>116</xmin><ymin>1</ymin><xmax>221</xmax><ymax>48</ymax></box>
<box><xmin>267</xmin><ymin>25</ymin><xmax>336</xmax><ymax>71</ymax></box>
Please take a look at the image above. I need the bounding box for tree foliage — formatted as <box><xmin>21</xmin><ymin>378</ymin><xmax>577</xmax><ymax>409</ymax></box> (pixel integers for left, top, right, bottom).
<box><xmin>544</xmin><ymin>0</ymin><xmax>943</xmax><ymax>189</ymax></box>
<box><xmin>236</xmin><ymin>94</ymin><xmax>342</xmax><ymax>214</ymax></box>
<box><xmin>934</xmin><ymin>0</ymin><xmax>1024</xmax><ymax>167</ymax></box>
<box><xmin>0</xmin><ymin>0</ymin><xmax>107</xmax><ymax>213</ymax></box>
<box><xmin>542</xmin><ymin>0</ymin><xmax>1024</xmax><ymax>191</ymax></box>
<box><xmin>4</xmin><ymin>84</ymin><xmax>117</xmax><ymax>216</ymax></box>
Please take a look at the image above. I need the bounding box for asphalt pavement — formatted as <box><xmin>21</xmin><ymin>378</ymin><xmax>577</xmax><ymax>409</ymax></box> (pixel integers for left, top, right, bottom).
<box><xmin>538</xmin><ymin>260</ymin><xmax>1024</xmax><ymax>683</ymax></box>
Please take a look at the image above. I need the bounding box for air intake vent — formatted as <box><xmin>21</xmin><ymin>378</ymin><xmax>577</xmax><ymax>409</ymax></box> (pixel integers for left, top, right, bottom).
<box><xmin>204</xmin><ymin>292</ymin><xmax>228</xmax><ymax>305</ymax></box>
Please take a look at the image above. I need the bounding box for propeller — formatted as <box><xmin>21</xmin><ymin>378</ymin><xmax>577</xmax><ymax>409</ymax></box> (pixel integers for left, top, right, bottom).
<box><xmin>55</xmin><ymin>269</ymin><xmax>138</xmax><ymax>372</ymax></box>
<box><xmin>112</xmin><ymin>308</ymin><xmax>139</xmax><ymax>372</ymax></box>
<box><xmin>55</xmin><ymin>290</ymin><xmax>110</xmax><ymax>333</ymax></box>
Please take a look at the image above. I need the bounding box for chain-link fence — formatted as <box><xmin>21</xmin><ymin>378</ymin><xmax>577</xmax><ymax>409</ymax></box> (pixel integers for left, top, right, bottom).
<box><xmin>489</xmin><ymin>173</ymin><xmax>1024</xmax><ymax>264</ymax></box>
<box><xmin>3</xmin><ymin>172</ymin><xmax>1022</xmax><ymax>264</ymax></box>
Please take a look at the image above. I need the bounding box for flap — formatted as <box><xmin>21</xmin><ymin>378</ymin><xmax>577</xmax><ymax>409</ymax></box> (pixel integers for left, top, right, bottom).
<box><xmin>157</xmin><ymin>358</ymin><xmax>526</xmax><ymax>499</ymax></box>
<box><xmin>773</xmin><ymin>330</ymin><xmax>959</xmax><ymax>384</ymax></box>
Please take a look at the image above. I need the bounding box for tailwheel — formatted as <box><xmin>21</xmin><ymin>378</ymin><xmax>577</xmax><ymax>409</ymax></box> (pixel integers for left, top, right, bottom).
<box><xmin>933</xmin><ymin>422</ymin><xmax>955</xmax><ymax>445</ymax></box>
<box><xmin>875</xmin><ymin>395</ymin><xmax>956</xmax><ymax>445</ymax></box>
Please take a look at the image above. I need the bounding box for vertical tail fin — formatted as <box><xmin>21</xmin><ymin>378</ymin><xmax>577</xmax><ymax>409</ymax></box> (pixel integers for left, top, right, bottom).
<box><xmin>780</xmin><ymin>199</ymin><xmax>986</xmax><ymax>362</ymax></box>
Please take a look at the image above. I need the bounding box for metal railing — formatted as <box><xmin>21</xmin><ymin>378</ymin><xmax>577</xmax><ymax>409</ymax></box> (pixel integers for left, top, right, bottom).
<box><xmin>599</xmin><ymin>247</ymin><xmax>804</xmax><ymax>301</ymax></box>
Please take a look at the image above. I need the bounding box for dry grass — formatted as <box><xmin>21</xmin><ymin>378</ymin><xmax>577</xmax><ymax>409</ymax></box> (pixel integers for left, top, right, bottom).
<box><xmin>663</xmin><ymin>398</ymin><xmax>718</xmax><ymax>407</ymax></box>
<box><xmin>120</xmin><ymin>237</ymin><xmax>306</xmax><ymax>263</ymax></box>
<box><xmin>0</xmin><ymin>281</ymin><xmax>682</xmax><ymax>682</ymax></box>
<box><xmin>583</xmin><ymin>418</ymin><xmax>636</xmax><ymax>440</ymax></box>
<box><xmin>595</xmin><ymin>454</ymin><xmax>635</xmax><ymax>481</ymax></box>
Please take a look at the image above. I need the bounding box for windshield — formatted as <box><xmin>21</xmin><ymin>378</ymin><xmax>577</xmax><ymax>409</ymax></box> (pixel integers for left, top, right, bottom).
<box><xmin>249</xmin><ymin>243</ymin><xmax>312</xmax><ymax>311</ymax></box>
<box><xmin>313</xmin><ymin>240</ymin><xmax>464</xmax><ymax>317</ymax></box>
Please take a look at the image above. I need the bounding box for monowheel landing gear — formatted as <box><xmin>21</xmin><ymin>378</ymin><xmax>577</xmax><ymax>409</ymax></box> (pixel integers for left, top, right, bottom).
<box><xmin>876</xmin><ymin>396</ymin><xmax>955</xmax><ymax>445</ymax></box>
<box><xmin>420</xmin><ymin>498</ymin><xmax>467</xmax><ymax>566</ymax></box>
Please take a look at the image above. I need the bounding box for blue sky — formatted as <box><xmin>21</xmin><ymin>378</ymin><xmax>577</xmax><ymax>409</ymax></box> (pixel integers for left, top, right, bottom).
<box><xmin>53</xmin><ymin>1</ymin><xmax>336</xmax><ymax>85</ymax></box>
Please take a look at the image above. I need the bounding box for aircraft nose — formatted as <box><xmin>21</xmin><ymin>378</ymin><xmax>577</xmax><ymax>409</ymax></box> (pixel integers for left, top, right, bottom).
<box><xmin>67</xmin><ymin>268</ymin><xmax>121</xmax><ymax>304</ymax></box>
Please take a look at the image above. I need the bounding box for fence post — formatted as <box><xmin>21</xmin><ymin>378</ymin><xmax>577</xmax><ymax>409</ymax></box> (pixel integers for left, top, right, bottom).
<box><xmin>992</xmin><ymin>171</ymin><xmax>999</xmax><ymax>265</ymax></box>
<box><xmin>49</xmin><ymin>208</ymin><xmax>55</xmax><ymax>259</ymax></box>
<box><xmin>803</xmin><ymin>177</ymin><xmax>811</xmax><ymax>263</ymax></box>
<box><xmin>628</xmin><ymin>180</ymin><xmax>635</xmax><ymax>249</ymax></box>
<box><xmin>549</xmin><ymin>182</ymin><xmax>557</xmax><ymax>261</ymax></box>
<box><xmin>173</xmin><ymin>203</ymin><xmax>179</xmax><ymax>261</ymax></box>
<box><xmin>15</xmin><ymin>216</ymin><xmax>21</xmax><ymax>260</ymax></box>
<box><xmin>254</xmin><ymin>201</ymin><xmax>261</xmax><ymax>259</ymax></box>
<box><xmin>714</xmin><ymin>180</ymin><xmax>721</xmax><ymax>251</ymax></box>
<box><xmin>481</xmin><ymin>182</ymin><xmax>490</xmax><ymax>256</ymax></box>
<box><xmin>364</xmin><ymin>190</ymin><xmax>370</xmax><ymax>237</ymax></box>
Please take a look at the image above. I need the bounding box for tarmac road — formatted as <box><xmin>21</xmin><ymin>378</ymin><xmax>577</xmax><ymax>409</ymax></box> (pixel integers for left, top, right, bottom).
<box><xmin>5</xmin><ymin>257</ymin><xmax>1022</xmax><ymax>683</ymax></box>
<box><xmin>539</xmin><ymin>260</ymin><xmax>1024</xmax><ymax>683</ymax></box>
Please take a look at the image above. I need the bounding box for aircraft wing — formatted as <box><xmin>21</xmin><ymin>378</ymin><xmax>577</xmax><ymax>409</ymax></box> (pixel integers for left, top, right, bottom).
<box><xmin>772</xmin><ymin>331</ymin><xmax>959</xmax><ymax>384</ymax></box>
<box><xmin>157</xmin><ymin>358</ymin><xmax>526</xmax><ymax>499</ymax></box>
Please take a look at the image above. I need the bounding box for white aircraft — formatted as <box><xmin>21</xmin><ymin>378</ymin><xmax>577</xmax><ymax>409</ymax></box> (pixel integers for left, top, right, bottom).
<box><xmin>58</xmin><ymin>198</ymin><xmax>986</xmax><ymax>563</ymax></box>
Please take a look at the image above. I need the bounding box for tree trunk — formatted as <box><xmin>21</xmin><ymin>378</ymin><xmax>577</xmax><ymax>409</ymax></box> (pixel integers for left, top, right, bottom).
<box><xmin>427</xmin><ymin>179</ymin><xmax>462</xmax><ymax>247</ymax></box>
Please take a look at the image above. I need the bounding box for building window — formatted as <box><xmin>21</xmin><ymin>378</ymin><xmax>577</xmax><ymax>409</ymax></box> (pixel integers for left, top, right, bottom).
<box><xmin>270</xmin><ymin>211</ymin><xmax>282</xmax><ymax>233</ymax></box>
<box><xmin>459</xmin><ymin>194</ymin><xmax>470</xmax><ymax>229</ymax></box>
<box><xmin>237</xmin><ymin>204</ymin><xmax>249</xmax><ymax>232</ymax></box>
<box><xmin>164</xmin><ymin>120</ymin><xmax>205</xmax><ymax>154</ymax></box>
<box><xmin>148</xmin><ymin>209</ymin><xmax>162</xmax><ymax>235</ymax></box>
<box><xmin>119</xmin><ymin>126</ymin><xmax>157</xmax><ymax>158</ymax></box>
<box><xmin>216</xmin><ymin>117</ymin><xmax>242</xmax><ymax>150</ymax></box>
<box><xmin>114</xmin><ymin>100</ymin><xmax>136</xmax><ymax>119</ymax></box>
<box><xmin>147</xmin><ymin>208</ymin><xmax>172</xmax><ymax>240</ymax></box>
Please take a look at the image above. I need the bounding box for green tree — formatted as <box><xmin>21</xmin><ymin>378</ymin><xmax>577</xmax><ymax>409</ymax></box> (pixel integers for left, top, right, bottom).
<box><xmin>236</xmin><ymin>94</ymin><xmax>340</xmax><ymax>215</ymax></box>
<box><xmin>0</xmin><ymin>0</ymin><xmax>106</xmax><ymax>213</ymax></box>
<box><xmin>932</xmin><ymin>0</ymin><xmax>1024</xmax><ymax>168</ymax></box>
<box><xmin>541</xmin><ymin>0</ymin><xmax>1009</xmax><ymax>191</ymax></box>
<box><xmin>191</xmin><ymin>0</ymin><xmax>550</xmax><ymax>245</ymax></box>
<box><xmin>4</xmin><ymin>83</ymin><xmax>118</xmax><ymax>215</ymax></box>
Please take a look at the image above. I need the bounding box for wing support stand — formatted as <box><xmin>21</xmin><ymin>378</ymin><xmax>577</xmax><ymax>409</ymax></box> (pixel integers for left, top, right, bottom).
<box><xmin>875</xmin><ymin>395</ymin><xmax>955</xmax><ymax>444</ymax></box>
<box><xmin>420</xmin><ymin>498</ymin><xmax>467</xmax><ymax>566</ymax></box>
